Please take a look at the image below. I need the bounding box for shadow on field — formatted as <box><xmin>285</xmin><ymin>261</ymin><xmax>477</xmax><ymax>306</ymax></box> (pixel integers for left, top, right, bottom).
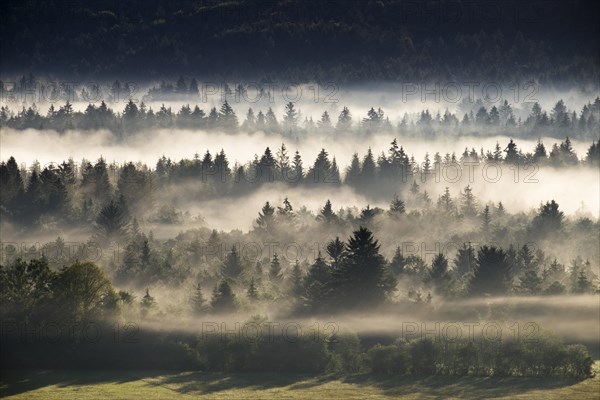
<box><xmin>146</xmin><ymin>371</ymin><xmax>586</xmax><ymax>397</ymax></box>
<box><xmin>0</xmin><ymin>369</ymin><xmax>589</xmax><ymax>398</ymax></box>
<box><xmin>333</xmin><ymin>374</ymin><xmax>585</xmax><ymax>398</ymax></box>
<box><xmin>0</xmin><ymin>369</ymin><xmax>164</xmax><ymax>397</ymax></box>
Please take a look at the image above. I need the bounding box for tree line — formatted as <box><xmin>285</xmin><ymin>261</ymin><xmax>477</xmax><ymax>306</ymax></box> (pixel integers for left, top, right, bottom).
<box><xmin>1</xmin><ymin>136</ymin><xmax>599</xmax><ymax>224</ymax></box>
<box><xmin>2</xmin><ymin>96</ymin><xmax>600</xmax><ymax>139</ymax></box>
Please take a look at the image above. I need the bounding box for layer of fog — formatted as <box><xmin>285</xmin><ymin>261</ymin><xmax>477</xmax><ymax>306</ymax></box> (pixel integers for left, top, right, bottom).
<box><xmin>132</xmin><ymin>294</ymin><xmax>600</xmax><ymax>346</ymax></box>
<box><xmin>3</xmin><ymin>82</ymin><xmax>598</xmax><ymax>123</ymax></box>
<box><xmin>2</xmin><ymin>128</ymin><xmax>598</xmax><ymax>232</ymax></box>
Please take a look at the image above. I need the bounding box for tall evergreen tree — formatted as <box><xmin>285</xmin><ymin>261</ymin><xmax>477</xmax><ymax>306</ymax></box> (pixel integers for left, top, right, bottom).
<box><xmin>211</xmin><ymin>280</ymin><xmax>236</xmax><ymax>313</ymax></box>
<box><xmin>330</xmin><ymin>227</ymin><xmax>396</xmax><ymax>308</ymax></box>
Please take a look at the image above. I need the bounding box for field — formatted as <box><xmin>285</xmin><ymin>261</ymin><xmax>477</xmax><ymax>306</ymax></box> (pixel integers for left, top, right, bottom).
<box><xmin>1</xmin><ymin>364</ymin><xmax>599</xmax><ymax>400</ymax></box>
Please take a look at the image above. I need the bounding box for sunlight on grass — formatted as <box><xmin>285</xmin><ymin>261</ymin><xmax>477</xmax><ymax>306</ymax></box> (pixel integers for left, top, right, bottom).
<box><xmin>1</xmin><ymin>364</ymin><xmax>599</xmax><ymax>400</ymax></box>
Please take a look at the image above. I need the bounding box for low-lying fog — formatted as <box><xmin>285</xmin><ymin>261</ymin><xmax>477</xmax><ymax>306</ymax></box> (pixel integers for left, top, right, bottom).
<box><xmin>2</xmin><ymin>128</ymin><xmax>598</xmax><ymax>232</ymax></box>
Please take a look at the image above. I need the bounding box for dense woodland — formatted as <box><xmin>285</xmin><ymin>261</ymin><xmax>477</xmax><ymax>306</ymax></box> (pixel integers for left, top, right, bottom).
<box><xmin>2</xmin><ymin>135</ymin><xmax>599</xmax><ymax>313</ymax></box>
<box><xmin>1</xmin><ymin>1</ymin><xmax>598</xmax><ymax>84</ymax></box>
<box><xmin>2</xmin><ymin>0</ymin><xmax>598</xmax><ymax>388</ymax></box>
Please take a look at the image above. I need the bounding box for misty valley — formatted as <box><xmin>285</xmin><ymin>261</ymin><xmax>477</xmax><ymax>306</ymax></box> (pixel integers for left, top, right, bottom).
<box><xmin>1</xmin><ymin>1</ymin><xmax>599</xmax><ymax>398</ymax></box>
<box><xmin>1</xmin><ymin>92</ymin><xmax>599</xmax><ymax>382</ymax></box>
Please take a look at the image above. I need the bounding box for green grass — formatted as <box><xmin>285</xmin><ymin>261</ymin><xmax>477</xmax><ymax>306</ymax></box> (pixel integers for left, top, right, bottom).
<box><xmin>1</xmin><ymin>364</ymin><xmax>599</xmax><ymax>399</ymax></box>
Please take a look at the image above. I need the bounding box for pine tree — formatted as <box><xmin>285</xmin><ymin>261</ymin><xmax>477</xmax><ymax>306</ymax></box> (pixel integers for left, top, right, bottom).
<box><xmin>336</xmin><ymin>106</ymin><xmax>352</xmax><ymax>132</ymax></box>
<box><xmin>427</xmin><ymin>253</ymin><xmax>452</xmax><ymax>296</ymax></box>
<box><xmin>247</xmin><ymin>278</ymin><xmax>259</xmax><ymax>300</ymax></box>
<box><xmin>291</xmin><ymin>150</ymin><xmax>304</xmax><ymax>184</ymax></box>
<box><xmin>218</xmin><ymin>100</ymin><xmax>238</xmax><ymax>132</ymax></box>
<box><xmin>481</xmin><ymin>205</ymin><xmax>492</xmax><ymax>237</ymax></box>
<box><xmin>277</xmin><ymin>197</ymin><xmax>295</xmax><ymax>225</ymax></box>
<box><xmin>275</xmin><ymin>143</ymin><xmax>290</xmax><ymax>181</ymax></box>
<box><xmin>437</xmin><ymin>187</ymin><xmax>455</xmax><ymax>215</ymax></box>
<box><xmin>289</xmin><ymin>260</ymin><xmax>304</xmax><ymax>296</ymax></box>
<box><xmin>140</xmin><ymin>289</ymin><xmax>157</xmax><ymax>318</ymax></box>
<box><xmin>389</xmin><ymin>246</ymin><xmax>406</xmax><ymax>276</ymax></box>
<box><xmin>326</xmin><ymin>237</ymin><xmax>346</xmax><ymax>269</ymax></box>
<box><xmin>269</xmin><ymin>253</ymin><xmax>282</xmax><ymax>282</ymax></box>
<box><xmin>318</xmin><ymin>199</ymin><xmax>336</xmax><ymax>223</ymax></box>
<box><xmin>468</xmin><ymin>246</ymin><xmax>512</xmax><ymax>296</ymax></box>
<box><xmin>308</xmin><ymin>148</ymin><xmax>333</xmax><ymax>184</ymax></box>
<box><xmin>454</xmin><ymin>243</ymin><xmax>476</xmax><ymax>279</ymax></box>
<box><xmin>93</xmin><ymin>200</ymin><xmax>130</xmax><ymax>245</ymax></box>
<box><xmin>504</xmin><ymin>139</ymin><xmax>519</xmax><ymax>164</ymax></box>
<box><xmin>330</xmin><ymin>227</ymin><xmax>396</xmax><ymax>308</ymax></box>
<box><xmin>533</xmin><ymin>139</ymin><xmax>547</xmax><ymax>162</ymax></box>
<box><xmin>344</xmin><ymin>153</ymin><xmax>361</xmax><ymax>186</ymax></box>
<box><xmin>256</xmin><ymin>201</ymin><xmax>275</xmax><ymax>231</ymax></box>
<box><xmin>517</xmin><ymin>270</ymin><xmax>543</xmax><ymax>294</ymax></box>
<box><xmin>573</xmin><ymin>270</ymin><xmax>593</xmax><ymax>294</ymax></box>
<box><xmin>191</xmin><ymin>283</ymin><xmax>205</xmax><ymax>315</ymax></box>
<box><xmin>211</xmin><ymin>280</ymin><xmax>236</xmax><ymax>313</ymax></box>
<box><xmin>360</xmin><ymin>148</ymin><xmax>377</xmax><ymax>182</ymax></box>
<box><xmin>222</xmin><ymin>245</ymin><xmax>243</xmax><ymax>279</ymax></box>
<box><xmin>460</xmin><ymin>185</ymin><xmax>477</xmax><ymax>216</ymax></box>
<box><xmin>304</xmin><ymin>252</ymin><xmax>331</xmax><ymax>311</ymax></box>
<box><xmin>283</xmin><ymin>102</ymin><xmax>298</xmax><ymax>132</ymax></box>
<box><xmin>390</xmin><ymin>193</ymin><xmax>406</xmax><ymax>215</ymax></box>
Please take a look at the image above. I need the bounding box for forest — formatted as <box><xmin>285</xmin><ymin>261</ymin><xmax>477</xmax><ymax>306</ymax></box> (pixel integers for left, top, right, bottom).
<box><xmin>1</xmin><ymin>131</ymin><xmax>599</xmax><ymax>375</ymax></box>
<box><xmin>1</xmin><ymin>1</ymin><xmax>599</xmax><ymax>397</ymax></box>
<box><xmin>1</xmin><ymin>1</ymin><xmax>598</xmax><ymax>84</ymax></box>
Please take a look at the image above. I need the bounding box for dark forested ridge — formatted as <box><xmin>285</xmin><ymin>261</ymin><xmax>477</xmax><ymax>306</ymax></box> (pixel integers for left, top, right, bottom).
<box><xmin>1</xmin><ymin>0</ymin><xmax>599</xmax><ymax>83</ymax></box>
